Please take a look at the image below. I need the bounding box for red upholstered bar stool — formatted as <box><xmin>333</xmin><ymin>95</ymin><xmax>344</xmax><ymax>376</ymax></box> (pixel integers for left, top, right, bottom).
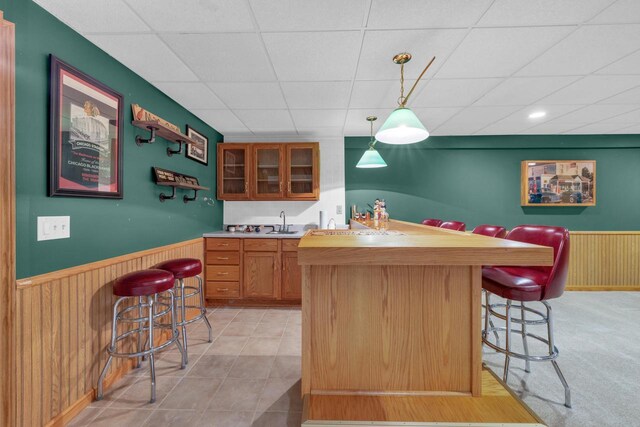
<box><xmin>421</xmin><ymin>218</ymin><xmax>443</xmax><ymax>227</ymax></box>
<box><xmin>482</xmin><ymin>225</ymin><xmax>571</xmax><ymax>408</ymax></box>
<box><xmin>155</xmin><ymin>258</ymin><xmax>212</xmax><ymax>364</ymax></box>
<box><xmin>439</xmin><ymin>220</ymin><xmax>466</xmax><ymax>231</ymax></box>
<box><xmin>472</xmin><ymin>224</ymin><xmax>507</xmax><ymax>238</ymax></box>
<box><xmin>97</xmin><ymin>269</ymin><xmax>185</xmax><ymax>403</ymax></box>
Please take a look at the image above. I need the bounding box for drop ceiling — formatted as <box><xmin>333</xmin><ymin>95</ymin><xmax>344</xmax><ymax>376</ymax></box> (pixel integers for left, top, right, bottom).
<box><xmin>34</xmin><ymin>0</ymin><xmax>640</xmax><ymax>137</ymax></box>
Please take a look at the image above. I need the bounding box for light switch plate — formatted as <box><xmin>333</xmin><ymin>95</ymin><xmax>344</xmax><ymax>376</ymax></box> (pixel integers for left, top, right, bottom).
<box><xmin>37</xmin><ymin>216</ymin><xmax>71</xmax><ymax>241</ymax></box>
<box><xmin>336</xmin><ymin>205</ymin><xmax>343</xmax><ymax>215</ymax></box>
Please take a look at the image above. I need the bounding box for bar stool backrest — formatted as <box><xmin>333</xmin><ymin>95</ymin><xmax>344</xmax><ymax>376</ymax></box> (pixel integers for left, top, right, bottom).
<box><xmin>439</xmin><ymin>221</ymin><xmax>466</xmax><ymax>232</ymax></box>
<box><xmin>472</xmin><ymin>224</ymin><xmax>507</xmax><ymax>238</ymax></box>
<box><xmin>506</xmin><ymin>225</ymin><xmax>570</xmax><ymax>300</ymax></box>
<box><xmin>421</xmin><ymin>219</ymin><xmax>443</xmax><ymax>227</ymax></box>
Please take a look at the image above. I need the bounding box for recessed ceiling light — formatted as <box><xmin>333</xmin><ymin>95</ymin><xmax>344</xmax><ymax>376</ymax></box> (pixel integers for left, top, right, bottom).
<box><xmin>528</xmin><ymin>111</ymin><xmax>546</xmax><ymax>119</ymax></box>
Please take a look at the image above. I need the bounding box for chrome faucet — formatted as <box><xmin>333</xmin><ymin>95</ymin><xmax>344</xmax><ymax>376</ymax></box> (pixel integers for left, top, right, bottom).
<box><xmin>280</xmin><ymin>210</ymin><xmax>286</xmax><ymax>232</ymax></box>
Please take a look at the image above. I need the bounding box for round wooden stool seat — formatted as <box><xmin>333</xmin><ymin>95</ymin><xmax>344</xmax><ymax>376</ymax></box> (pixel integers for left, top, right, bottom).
<box><xmin>113</xmin><ymin>269</ymin><xmax>175</xmax><ymax>297</ymax></box>
<box><xmin>155</xmin><ymin>258</ymin><xmax>202</xmax><ymax>279</ymax></box>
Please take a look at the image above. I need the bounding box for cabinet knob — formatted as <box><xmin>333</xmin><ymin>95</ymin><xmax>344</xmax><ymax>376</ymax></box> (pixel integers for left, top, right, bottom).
<box><xmin>219</xmin><ymin>243</ymin><xmax>229</xmax><ymax>246</ymax></box>
<box><xmin>217</xmin><ymin>272</ymin><xmax>229</xmax><ymax>275</ymax></box>
<box><xmin>288</xmin><ymin>182</ymin><xmax>291</xmax><ymax>192</ymax></box>
<box><xmin>217</xmin><ymin>257</ymin><xmax>229</xmax><ymax>260</ymax></box>
<box><xmin>217</xmin><ymin>288</ymin><xmax>229</xmax><ymax>291</ymax></box>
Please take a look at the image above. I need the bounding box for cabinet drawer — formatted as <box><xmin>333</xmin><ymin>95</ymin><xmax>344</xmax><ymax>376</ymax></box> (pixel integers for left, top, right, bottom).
<box><xmin>206</xmin><ymin>238</ymin><xmax>240</xmax><ymax>251</ymax></box>
<box><xmin>281</xmin><ymin>239</ymin><xmax>300</xmax><ymax>252</ymax></box>
<box><xmin>206</xmin><ymin>281</ymin><xmax>240</xmax><ymax>298</ymax></box>
<box><xmin>206</xmin><ymin>251</ymin><xmax>240</xmax><ymax>265</ymax></box>
<box><xmin>243</xmin><ymin>238</ymin><xmax>278</xmax><ymax>252</ymax></box>
<box><xmin>206</xmin><ymin>265</ymin><xmax>240</xmax><ymax>281</ymax></box>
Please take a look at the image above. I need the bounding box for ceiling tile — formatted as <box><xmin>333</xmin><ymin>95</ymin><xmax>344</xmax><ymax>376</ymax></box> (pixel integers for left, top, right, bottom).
<box><xmin>85</xmin><ymin>34</ymin><xmax>197</xmax><ymax>82</ymax></box>
<box><xmin>566</xmin><ymin>122</ymin><xmax>633</xmax><ymax>134</ymax></box>
<box><xmin>537</xmin><ymin>75</ymin><xmax>640</xmax><ymax>104</ymax></box>
<box><xmin>297</xmin><ymin>127</ymin><xmax>345</xmax><ymax>137</ymax></box>
<box><xmin>154</xmin><ymin>82</ymin><xmax>226</xmax><ymax>109</ymax></box>
<box><xmin>611</xmin><ymin>123</ymin><xmax>640</xmax><ymax>133</ymax></box>
<box><xmin>207</xmin><ymin>82</ymin><xmax>287</xmax><ymax>109</ymax></box>
<box><xmin>34</xmin><ymin>0</ymin><xmax>151</xmax><ymax>33</ymax></box>
<box><xmin>595</xmin><ymin>49</ymin><xmax>640</xmax><ymax>75</ymax></box>
<box><xmin>356</xmin><ymin>29</ymin><xmax>467</xmax><ymax>80</ymax></box>
<box><xmin>124</xmin><ymin>0</ymin><xmax>254</xmax><ymax>32</ymax></box>
<box><xmin>474</xmin><ymin>76</ymin><xmax>581</xmax><ymax>106</ymax></box>
<box><xmin>263</xmin><ymin>32</ymin><xmax>361</xmax><ymax>81</ymax></box>
<box><xmin>162</xmin><ymin>33</ymin><xmax>275</xmax><ymax>82</ymax></box>
<box><xmin>349</xmin><ymin>80</ymin><xmax>414</xmax><ymax>109</ymax></box>
<box><xmin>550</xmin><ymin>104</ymin><xmax>640</xmax><ymax>123</ymax></box>
<box><xmin>280</xmin><ymin>81</ymin><xmax>352</xmax><ymax>109</ymax></box>
<box><xmin>597</xmin><ymin>108</ymin><xmax>640</xmax><ymax>124</ymax></box>
<box><xmin>477</xmin><ymin>0</ymin><xmax>614</xmax><ymax>27</ymax></box>
<box><xmin>434</xmin><ymin>106</ymin><xmax>522</xmax><ymax>135</ymax></box>
<box><xmin>233</xmin><ymin>110</ymin><xmax>294</xmax><ymax>129</ymax></box>
<box><xmin>436</xmin><ymin>26</ymin><xmax>573</xmax><ymax>78</ymax></box>
<box><xmin>191</xmin><ymin>109</ymin><xmax>249</xmax><ymax>134</ymax></box>
<box><xmin>517</xmin><ymin>24</ymin><xmax>640</xmax><ymax>76</ymax></box>
<box><xmin>250</xmin><ymin>0</ymin><xmax>366</xmax><ymax>31</ymax></box>
<box><xmin>478</xmin><ymin>105</ymin><xmax>584</xmax><ymax>134</ymax></box>
<box><xmin>598</xmin><ymin>85</ymin><xmax>640</xmax><ymax>104</ymax></box>
<box><xmin>344</xmin><ymin>108</ymin><xmax>394</xmax><ymax>135</ymax></box>
<box><xmin>367</xmin><ymin>0</ymin><xmax>492</xmax><ymax>29</ymax></box>
<box><xmin>412</xmin><ymin>107</ymin><xmax>464</xmax><ymax>130</ymax></box>
<box><xmin>589</xmin><ymin>0</ymin><xmax>640</xmax><ymax>24</ymax></box>
<box><xmin>521</xmin><ymin>122</ymin><xmax>583</xmax><ymax>134</ymax></box>
<box><xmin>290</xmin><ymin>110</ymin><xmax>347</xmax><ymax>128</ymax></box>
<box><xmin>412</xmin><ymin>78</ymin><xmax>502</xmax><ymax>107</ymax></box>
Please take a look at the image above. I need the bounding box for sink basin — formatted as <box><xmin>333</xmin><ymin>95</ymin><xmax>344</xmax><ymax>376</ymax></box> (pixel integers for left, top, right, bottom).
<box><xmin>267</xmin><ymin>230</ymin><xmax>298</xmax><ymax>235</ymax></box>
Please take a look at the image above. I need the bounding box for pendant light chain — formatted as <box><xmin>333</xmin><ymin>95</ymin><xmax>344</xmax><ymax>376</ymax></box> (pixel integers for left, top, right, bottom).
<box><xmin>398</xmin><ymin>62</ymin><xmax>406</xmax><ymax>107</ymax></box>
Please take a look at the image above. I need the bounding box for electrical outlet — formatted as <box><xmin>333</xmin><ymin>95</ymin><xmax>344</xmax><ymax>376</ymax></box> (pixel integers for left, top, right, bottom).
<box><xmin>336</xmin><ymin>205</ymin><xmax>343</xmax><ymax>215</ymax></box>
<box><xmin>37</xmin><ymin>216</ymin><xmax>71</xmax><ymax>241</ymax></box>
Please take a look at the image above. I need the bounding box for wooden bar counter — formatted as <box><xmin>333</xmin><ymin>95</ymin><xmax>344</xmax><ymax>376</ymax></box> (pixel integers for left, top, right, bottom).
<box><xmin>297</xmin><ymin>220</ymin><xmax>553</xmax><ymax>426</ymax></box>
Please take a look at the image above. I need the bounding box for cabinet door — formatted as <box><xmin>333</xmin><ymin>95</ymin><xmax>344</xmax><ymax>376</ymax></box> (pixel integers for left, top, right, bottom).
<box><xmin>243</xmin><ymin>252</ymin><xmax>279</xmax><ymax>299</ymax></box>
<box><xmin>281</xmin><ymin>252</ymin><xmax>302</xmax><ymax>300</ymax></box>
<box><xmin>217</xmin><ymin>144</ymin><xmax>249</xmax><ymax>200</ymax></box>
<box><xmin>252</xmin><ymin>144</ymin><xmax>284</xmax><ymax>199</ymax></box>
<box><xmin>285</xmin><ymin>143</ymin><xmax>319</xmax><ymax>200</ymax></box>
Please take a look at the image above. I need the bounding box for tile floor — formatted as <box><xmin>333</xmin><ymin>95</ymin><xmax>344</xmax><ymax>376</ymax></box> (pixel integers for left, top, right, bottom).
<box><xmin>70</xmin><ymin>307</ymin><xmax>302</xmax><ymax>427</ymax></box>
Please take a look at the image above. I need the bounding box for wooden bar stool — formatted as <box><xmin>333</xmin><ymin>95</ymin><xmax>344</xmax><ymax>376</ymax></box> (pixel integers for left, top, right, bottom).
<box><xmin>155</xmin><ymin>258</ymin><xmax>212</xmax><ymax>364</ymax></box>
<box><xmin>97</xmin><ymin>269</ymin><xmax>185</xmax><ymax>403</ymax></box>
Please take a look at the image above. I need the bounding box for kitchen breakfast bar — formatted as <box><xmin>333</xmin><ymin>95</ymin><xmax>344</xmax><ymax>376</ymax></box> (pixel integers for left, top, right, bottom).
<box><xmin>297</xmin><ymin>220</ymin><xmax>553</xmax><ymax>426</ymax></box>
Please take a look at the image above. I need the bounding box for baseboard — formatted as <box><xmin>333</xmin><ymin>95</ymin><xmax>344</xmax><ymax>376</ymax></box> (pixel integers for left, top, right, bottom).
<box><xmin>45</xmin><ymin>360</ymin><xmax>134</xmax><ymax>427</ymax></box>
<box><xmin>567</xmin><ymin>286</ymin><xmax>640</xmax><ymax>291</ymax></box>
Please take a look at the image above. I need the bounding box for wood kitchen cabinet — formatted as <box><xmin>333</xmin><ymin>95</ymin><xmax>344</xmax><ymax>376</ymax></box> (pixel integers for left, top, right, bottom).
<box><xmin>204</xmin><ymin>237</ymin><xmax>302</xmax><ymax>306</ymax></box>
<box><xmin>217</xmin><ymin>144</ymin><xmax>250</xmax><ymax>200</ymax></box>
<box><xmin>217</xmin><ymin>142</ymin><xmax>319</xmax><ymax>201</ymax></box>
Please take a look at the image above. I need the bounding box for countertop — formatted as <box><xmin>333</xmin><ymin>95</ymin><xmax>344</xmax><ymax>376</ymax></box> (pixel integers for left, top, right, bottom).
<box><xmin>203</xmin><ymin>225</ymin><xmax>308</xmax><ymax>239</ymax></box>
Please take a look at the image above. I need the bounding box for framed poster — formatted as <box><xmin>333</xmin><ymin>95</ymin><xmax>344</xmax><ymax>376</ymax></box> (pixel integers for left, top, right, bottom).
<box><xmin>521</xmin><ymin>160</ymin><xmax>596</xmax><ymax>206</ymax></box>
<box><xmin>49</xmin><ymin>55</ymin><xmax>123</xmax><ymax>198</ymax></box>
<box><xmin>185</xmin><ymin>125</ymin><xmax>208</xmax><ymax>165</ymax></box>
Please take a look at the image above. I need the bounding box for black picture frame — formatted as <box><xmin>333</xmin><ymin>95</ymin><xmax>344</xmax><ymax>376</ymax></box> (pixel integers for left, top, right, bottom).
<box><xmin>49</xmin><ymin>55</ymin><xmax>124</xmax><ymax>198</ymax></box>
<box><xmin>185</xmin><ymin>125</ymin><xmax>209</xmax><ymax>166</ymax></box>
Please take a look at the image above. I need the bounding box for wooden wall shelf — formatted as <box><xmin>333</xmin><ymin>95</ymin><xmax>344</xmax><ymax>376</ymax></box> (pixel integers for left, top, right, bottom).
<box><xmin>153</xmin><ymin>167</ymin><xmax>209</xmax><ymax>203</ymax></box>
<box><xmin>133</xmin><ymin>120</ymin><xmax>203</xmax><ymax>156</ymax></box>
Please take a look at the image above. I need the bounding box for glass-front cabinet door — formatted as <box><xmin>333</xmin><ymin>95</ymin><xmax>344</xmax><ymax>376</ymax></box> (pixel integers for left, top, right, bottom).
<box><xmin>286</xmin><ymin>143</ymin><xmax>319</xmax><ymax>200</ymax></box>
<box><xmin>252</xmin><ymin>144</ymin><xmax>283</xmax><ymax>199</ymax></box>
<box><xmin>217</xmin><ymin>144</ymin><xmax>249</xmax><ymax>200</ymax></box>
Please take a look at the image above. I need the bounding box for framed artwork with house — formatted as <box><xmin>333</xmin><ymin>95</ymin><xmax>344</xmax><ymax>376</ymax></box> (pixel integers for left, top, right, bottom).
<box><xmin>521</xmin><ymin>160</ymin><xmax>596</xmax><ymax>206</ymax></box>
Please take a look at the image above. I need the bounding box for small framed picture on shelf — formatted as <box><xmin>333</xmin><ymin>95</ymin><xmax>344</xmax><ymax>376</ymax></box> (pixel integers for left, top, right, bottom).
<box><xmin>49</xmin><ymin>55</ymin><xmax>124</xmax><ymax>198</ymax></box>
<box><xmin>185</xmin><ymin>125</ymin><xmax>208</xmax><ymax>165</ymax></box>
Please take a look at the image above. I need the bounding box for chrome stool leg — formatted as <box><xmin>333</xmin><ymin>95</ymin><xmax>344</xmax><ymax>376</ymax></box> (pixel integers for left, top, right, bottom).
<box><xmin>484</xmin><ymin>292</ymin><xmax>500</xmax><ymax>347</ymax></box>
<box><xmin>170</xmin><ymin>289</ymin><xmax>187</xmax><ymax>369</ymax></box>
<box><xmin>179</xmin><ymin>278</ymin><xmax>189</xmax><ymax>364</ymax></box>
<box><xmin>503</xmin><ymin>299</ymin><xmax>512</xmax><ymax>383</ymax></box>
<box><xmin>97</xmin><ymin>297</ymin><xmax>125</xmax><ymax>400</ymax></box>
<box><xmin>198</xmin><ymin>275</ymin><xmax>213</xmax><ymax>343</ymax></box>
<box><xmin>136</xmin><ymin>296</ymin><xmax>144</xmax><ymax>368</ymax></box>
<box><xmin>545</xmin><ymin>301</ymin><xmax>571</xmax><ymax>408</ymax></box>
<box><xmin>148</xmin><ymin>295</ymin><xmax>156</xmax><ymax>403</ymax></box>
<box><xmin>521</xmin><ymin>302</ymin><xmax>531</xmax><ymax>373</ymax></box>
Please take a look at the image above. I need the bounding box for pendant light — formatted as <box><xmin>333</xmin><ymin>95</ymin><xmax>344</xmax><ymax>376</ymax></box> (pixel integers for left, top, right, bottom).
<box><xmin>356</xmin><ymin>116</ymin><xmax>387</xmax><ymax>168</ymax></box>
<box><xmin>376</xmin><ymin>53</ymin><xmax>436</xmax><ymax>145</ymax></box>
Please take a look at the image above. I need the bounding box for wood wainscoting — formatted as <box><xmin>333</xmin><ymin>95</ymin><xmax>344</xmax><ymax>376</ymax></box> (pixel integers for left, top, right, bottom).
<box><xmin>15</xmin><ymin>238</ymin><xmax>204</xmax><ymax>427</ymax></box>
<box><xmin>567</xmin><ymin>231</ymin><xmax>640</xmax><ymax>291</ymax></box>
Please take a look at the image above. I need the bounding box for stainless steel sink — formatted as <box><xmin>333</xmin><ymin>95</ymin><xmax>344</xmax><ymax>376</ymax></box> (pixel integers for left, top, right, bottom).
<box><xmin>267</xmin><ymin>230</ymin><xmax>298</xmax><ymax>235</ymax></box>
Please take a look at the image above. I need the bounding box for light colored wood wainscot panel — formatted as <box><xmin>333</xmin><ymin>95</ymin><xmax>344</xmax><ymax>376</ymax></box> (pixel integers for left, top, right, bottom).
<box><xmin>567</xmin><ymin>231</ymin><xmax>640</xmax><ymax>290</ymax></box>
<box><xmin>15</xmin><ymin>238</ymin><xmax>204</xmax><ymax>427</ymax></box>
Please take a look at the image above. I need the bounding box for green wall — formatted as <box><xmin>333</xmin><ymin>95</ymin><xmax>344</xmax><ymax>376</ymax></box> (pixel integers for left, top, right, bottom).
<box><xmin>1</xmin><ymin>1</ymin><xmax>224</xmax><ymax>279</ymax></box>
<box><xmin>345</xmin><ymin>135</ymin><xmax>640</xmax><ymax>231</ymax></box>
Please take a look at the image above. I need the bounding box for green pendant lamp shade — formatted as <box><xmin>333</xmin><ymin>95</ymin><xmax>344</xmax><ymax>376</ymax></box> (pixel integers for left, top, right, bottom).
<box><xmin>375</xmin><ymin>107</ymin><xmax>429</xmax><ymax>144</ymax></box>
<box><xmin>356</xmin><ymin>146</ymin><xmax>387</xmax><ymax>168</ymax></box>
<box><xmin>356</xmin><ymin>115</ymin><xmax>387</xmax><ymax>169</ymax></box>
